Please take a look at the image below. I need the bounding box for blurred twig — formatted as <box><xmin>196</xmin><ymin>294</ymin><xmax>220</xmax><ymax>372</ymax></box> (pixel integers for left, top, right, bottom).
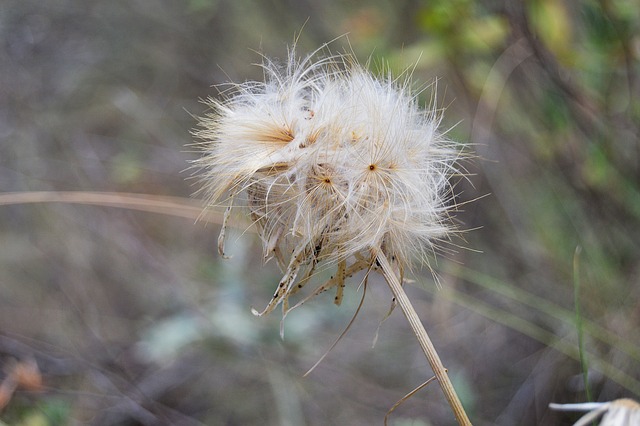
<box><xmin>0</xmin><ymin>191</ymin><xmax>233</xmax><ymax>226</ymax></box>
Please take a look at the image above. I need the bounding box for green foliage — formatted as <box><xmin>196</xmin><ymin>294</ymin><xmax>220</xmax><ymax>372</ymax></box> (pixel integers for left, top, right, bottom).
<box><xmin>2</xmin><ymin>400</ymin><xmax>70</xmax><ymax>426</ymax></box>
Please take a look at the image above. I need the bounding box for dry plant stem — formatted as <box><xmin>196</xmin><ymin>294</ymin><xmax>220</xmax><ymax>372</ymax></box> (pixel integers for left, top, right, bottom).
<box><xmin>375</xmin><ymin>250</ymin><xmax>472</xmax><ymax>426</ymax></box>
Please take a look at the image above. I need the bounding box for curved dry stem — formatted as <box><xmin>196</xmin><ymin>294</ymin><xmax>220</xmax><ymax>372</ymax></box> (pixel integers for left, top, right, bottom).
<box><xmin>303</xmin><ymin>274</ymin><xmax>369</xmax><ymax>377</ymax></box>
<box><xmin>384</xmin><ymin>375</ymin><xmax>438</xmax><ymax>426</ymax></box>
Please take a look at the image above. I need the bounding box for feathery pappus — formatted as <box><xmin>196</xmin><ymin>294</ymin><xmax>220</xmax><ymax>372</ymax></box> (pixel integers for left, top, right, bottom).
<box><xmin>192</xmin><ymin>44</ymin><xmax>464</xmax><ymax>318</ymax></box>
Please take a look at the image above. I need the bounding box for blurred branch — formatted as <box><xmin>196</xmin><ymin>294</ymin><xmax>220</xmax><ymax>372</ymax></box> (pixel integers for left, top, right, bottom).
<box><xmin>597</xmin><ymin>0</ymin><xmax>639</xmax><ymax>117</ymax></box>
<box><xmin>506</xmin><ymin>4</ymin><xmax>604</xmax><ymax>137</ymax></box>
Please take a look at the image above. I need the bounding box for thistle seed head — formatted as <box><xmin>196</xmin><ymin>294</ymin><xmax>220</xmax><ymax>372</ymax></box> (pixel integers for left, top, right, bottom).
<box><xmin>193</xmin><ymin>46</ymin><xmax>463</xmax><ymax>316</ymax></box>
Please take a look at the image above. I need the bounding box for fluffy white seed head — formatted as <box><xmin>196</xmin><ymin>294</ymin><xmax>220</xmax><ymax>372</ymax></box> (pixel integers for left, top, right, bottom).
<box><xmin>193</xmin><ymin>46</ymin><xmax>463</xmax><ymax>315</ymax></box>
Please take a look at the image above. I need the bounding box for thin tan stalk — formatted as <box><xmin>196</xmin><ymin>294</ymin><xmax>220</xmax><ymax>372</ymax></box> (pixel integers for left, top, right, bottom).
<box><xmin>375</xmin><ymin>250</ymin><xmax>472</xmax><ymax>426</ymax></box>
<box><xmin>0</xmin><ymin>191</ymin><xmax>228</xmax><ymax>225</ymax></box>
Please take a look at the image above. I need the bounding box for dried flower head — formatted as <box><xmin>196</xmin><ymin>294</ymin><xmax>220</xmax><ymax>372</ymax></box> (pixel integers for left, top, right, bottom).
<box><xmin>550</xmin><ymin>399</ymin><xmax>640</xmax><ymax>426</ymax></box>
<box><xmin>193</xmin><ymin>45</ymin><xmax>463</xmax><ymax>317</ymax></box>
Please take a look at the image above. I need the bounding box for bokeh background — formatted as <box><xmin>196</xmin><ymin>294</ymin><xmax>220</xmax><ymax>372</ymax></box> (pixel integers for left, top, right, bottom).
<box><xmin>1</xmin><ymin>1</ymin><xmax>639</xmax><ymax>425</ymax></box>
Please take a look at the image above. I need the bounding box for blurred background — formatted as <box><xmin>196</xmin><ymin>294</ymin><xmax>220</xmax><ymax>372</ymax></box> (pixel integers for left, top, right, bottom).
<box><xmin>1</xmin><ymin>0</ymin><xmax>639</xmax><ymax>425</ymax></box>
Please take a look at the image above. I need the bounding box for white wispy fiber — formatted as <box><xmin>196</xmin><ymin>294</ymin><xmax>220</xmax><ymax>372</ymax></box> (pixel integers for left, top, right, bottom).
<box><xmin>193</xmin><ymin>46</ymin><xmax>463</xmax><ymax>317</ymax></box>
